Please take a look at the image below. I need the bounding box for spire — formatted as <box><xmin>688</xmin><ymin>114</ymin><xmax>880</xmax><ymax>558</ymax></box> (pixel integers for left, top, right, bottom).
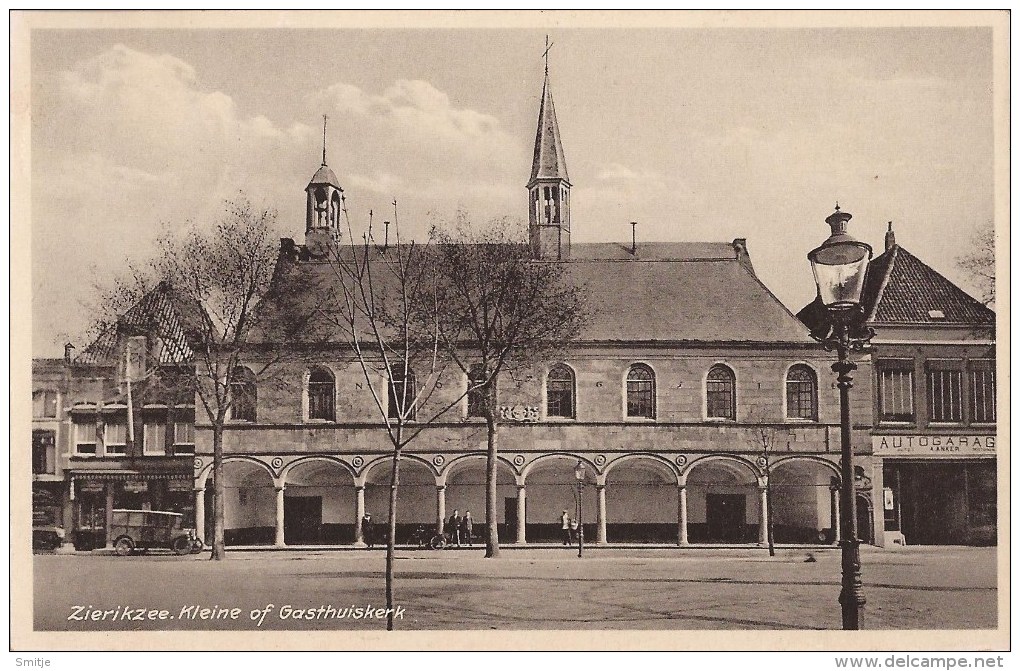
<box><xmin>885</xmin><ymin>221</ymin><xmax>897</xmax><ymax>252</ymax></box>
<box><xmin>529</xmin><ymin>46</ymin><xmax>569</xmax><ymax>186</ymax></box>
<box><xmin>322</xmin><ymin>114</ymin><xmax>328</xmax><ymax>166</ymax></box>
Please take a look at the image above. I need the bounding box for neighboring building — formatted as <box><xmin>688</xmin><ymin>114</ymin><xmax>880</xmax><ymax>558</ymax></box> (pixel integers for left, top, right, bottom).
<box><xmin>32</xmin><ymin>358</ymin><xmax>68</xmax><ymax>550</ymax></box>
<box><xmin>191</xmin><ymin>68</ymin><xmax>876</xmax><ymax>549</ymax></box>
<box><xmin>800</xmin><ymin>224</ymin><xmax>997</xmax><ymax>546</ymax></box>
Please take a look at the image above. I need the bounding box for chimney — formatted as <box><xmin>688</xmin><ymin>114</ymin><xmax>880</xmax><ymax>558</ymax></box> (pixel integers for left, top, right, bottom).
<box><xmin>384</xmin><ymin>221</ymin><xmax>390</xmax><ymax>251</ymax></box>
<box><xmin>630</xmin><ymin>221</ymin><xmax>637</xmax><ymax>255</ymax></box>
<box><xmin>63</xmin><ymin>342</ymin><xmax>75</xmax><ymax>365</ymax></box>
<box><xmin>885</xmin><ymin>221</ymin><xmax>896</xmax><ymax>252</ymax></box>
<box><xmin>732</xmin><ymin>238</ymin><xmax>756</xmax><ymax>276</ymax></box>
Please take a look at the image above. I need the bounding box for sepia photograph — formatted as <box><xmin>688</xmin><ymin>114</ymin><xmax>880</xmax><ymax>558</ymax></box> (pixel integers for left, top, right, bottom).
<box><xmin>11</xmin><ymin>9</ymin><xmax>1009</xmax><ymax>655</ymax></box>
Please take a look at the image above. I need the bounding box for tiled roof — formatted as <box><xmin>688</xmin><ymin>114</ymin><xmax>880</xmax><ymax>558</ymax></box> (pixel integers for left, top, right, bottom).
<box><xmin>528</xmin><ymin>75</ymin><xmax>569</xmax><ymax>185</ymax></box>
<box><xmin>252</xmin><ymin>241</ymin><xmax>815</xmax><ymax>345</ymax></box>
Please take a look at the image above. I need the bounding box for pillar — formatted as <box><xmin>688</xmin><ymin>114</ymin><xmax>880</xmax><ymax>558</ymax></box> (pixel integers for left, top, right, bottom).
<box><xmin>104</xmin><ymin>484</ymin><xmax>115</xmax><ymax>548</ymax></box>
<box><xmin>831</xmin><ymin>488</ymin><xmax>842</xmax><ymax>543</ymax></box>
<box><xmin>274</xmin><ymin>485</ymin><xmax>286</xmax><ymax>547</ymax></box>
<box><xmin>596</xmin><ymin>484</ymin><xmax>607</xmax><ymax>545</ymax></box>
<box><xmin>436</xmin><ymin>485</ymin><xmax>446</xmax><ymax>535</ymax></box>
<box><xmin>758</xmin><ymin>485</ymin><xmax>769</xmax><ymax>545</ymax></box>
<box><xmin>194</xmin><ymin>487</ymin><xmax>206</xmax><ymax>544</ymax></box>
<box><xmin>354</xmin><ymin>485</ymin><xmax>366</xmax><ymax>547</ymax></box>
<box><xmin>515</xmin><ymin>486</ymin><xmax>527</xmax><ymax>544</ymax></box>
<box><xmin>678</xmin><ymin>484</ymin><xmax>689</xmax><ymax>546</ymax></box>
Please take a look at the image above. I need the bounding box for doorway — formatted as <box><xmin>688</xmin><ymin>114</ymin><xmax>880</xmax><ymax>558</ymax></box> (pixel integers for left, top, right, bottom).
<box><xmin>706</xmin><ymin>493</ymin><xmax>746</xmax><ymax>542</ymax></box>
<box><xmin>284</xmin><ymin>496</ymin><xmax>322</xmax><ymax>545</ymax></box>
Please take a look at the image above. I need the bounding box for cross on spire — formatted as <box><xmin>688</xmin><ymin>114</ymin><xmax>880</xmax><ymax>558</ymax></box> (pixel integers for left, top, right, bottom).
<box><xmin>542</xmin><ymin>35</ymin><xmax>554</xmax><ymax>77</ymax></box>
<box><xmin>322</xmin><ymin>114</ymin><xmax>328</xmax><ymax>166</ymax></box>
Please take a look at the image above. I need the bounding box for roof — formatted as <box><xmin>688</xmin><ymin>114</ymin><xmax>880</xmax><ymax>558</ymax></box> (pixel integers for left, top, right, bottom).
<box><xmin>252</xmin><ymin>241</ymin><xmax>815</xmax><ymax>345</ymax></box>
<box><xmin>528</xmin><ymin>75</ymin><xmax>569</xmax><ymax>185</ymax></box>
<box><xmin>307</xmin><ymin>163</ymin><xmax>341</xmax><ymax>189</ymax></box>
<box><xmin>75</xmin><ymin>282</ymin><xmax>203</xmax><ymax>367</ymax></box>
<box><xmin>797</xmin><ymin>244</ymin><xmax>994</xmax><ymax>332</ymax></box>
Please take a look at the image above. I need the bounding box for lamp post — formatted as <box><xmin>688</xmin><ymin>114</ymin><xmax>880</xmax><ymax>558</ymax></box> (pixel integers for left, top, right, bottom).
<box><xmin>574</xmin><ymin>461</ymin><xmax>585</xmax><ymax>558</ymax></box>
<box><xmin>807</xmin><ymin>204</ymin><xmax>875</xmax><ymax>631</ymax></box>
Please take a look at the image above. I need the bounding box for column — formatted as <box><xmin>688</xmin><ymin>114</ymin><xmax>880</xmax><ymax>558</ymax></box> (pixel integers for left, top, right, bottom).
<box><xmin>194</xmin><ymin>487</ymin><xmax>206</xmax><ymax>544</ymax></box>
<box><xmin>678</xmin><ymin>485</ymin><xmax>689</xmax><ymax>546</ymax></box>
<box><xmin>104</xmin><ymin>484</ymin><xmax>115</xmax><ymax>548</ymax></box>
<box><xmin>758</xmin><ymin>485</ymin><xmax>769</xmax><ymax>545</ymax></box>
<box><xmin>354</xmin><ymin>485</ymin><xmax>366</xmax><ymax>547</ymax></box>
<box><xmin>831</xmin><ymin>487</ymin><xmax>842</xmax><ymax>543</ymax></box>
<box><xmin>274</xmin><ymin>485</ymin><xmax>286</xmax><ymax>547</ymax></box>
<box><xmin>596</xmin><ymin>484</ymin><xmax>607</xmax><ymax>545</ymax></box>
<box><xmin>436</xmin><ymin>485</ymin><xmax>447</xmax><ymax>535</ymax></box>
<box><xmin>515</xmin><ymin>486</ymin><xmax>527</xmax><ymax>544</ymax></box>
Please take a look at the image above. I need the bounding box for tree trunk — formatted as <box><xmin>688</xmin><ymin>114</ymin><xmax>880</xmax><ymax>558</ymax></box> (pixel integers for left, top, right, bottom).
<box><xmin>211</xmin><ymin>421</ymin><xmax>226</xmax><ymax>561</ymax></box>
<box><xmin>386</xmin><ymin>443</ymin><xmax>401</xmax><ymax>631</ymax></box>
<box><xmin>484</xmin><ymin>379</ymin><xmax>500</xmax><ymax>558</ymax></box>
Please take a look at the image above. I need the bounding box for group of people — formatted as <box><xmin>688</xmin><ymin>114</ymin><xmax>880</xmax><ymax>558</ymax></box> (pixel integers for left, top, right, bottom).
<box><xmin>560</xmin><ymin>509</ymin><xmax>581</xmax><ymax>545</ymax></box>
<box><xmin>445</xmin><ymin>509</ymin><xmax>474</xmax><ymax>547</ymax></box>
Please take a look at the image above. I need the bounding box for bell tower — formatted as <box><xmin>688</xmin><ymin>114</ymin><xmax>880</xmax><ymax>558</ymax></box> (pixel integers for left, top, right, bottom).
<box><xmin>528</xmin><ymin>37</ymin><xmax>571</xmax><ymax>260</ymax></box>
<box><xmin>305</xmin><ymin>115</ymin><xmax>343</xmax><ymax>257</ymax></box>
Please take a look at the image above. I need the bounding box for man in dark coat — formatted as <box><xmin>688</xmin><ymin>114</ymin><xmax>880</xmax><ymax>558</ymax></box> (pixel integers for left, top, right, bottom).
<box><xmin>362</xmin><ymin>513</ymin><xmax>374</xmax><ymax>548</ymax></box>
<box><xmin>448</xmin><ymin>509</ymin><xmax>462</xmax><ymax>547</ymax></box>
<box><xmin>461</xmin><ymin>511</ymin><xmax>474</xmax><ymax>546</ymax></box>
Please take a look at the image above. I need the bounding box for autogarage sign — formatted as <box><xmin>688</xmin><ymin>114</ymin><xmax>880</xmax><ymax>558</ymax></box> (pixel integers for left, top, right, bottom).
<box><xmin>872</xmin><ymin>434</ymin><xmax>995</xmax><ymax>456</ymax></box>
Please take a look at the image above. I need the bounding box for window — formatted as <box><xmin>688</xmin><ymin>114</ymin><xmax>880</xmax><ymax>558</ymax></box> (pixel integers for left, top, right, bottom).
<box><xmin>626</xmin><ymin>364</ymin><xmax>655</xmax><ymax>419</ymax></box>
<box><xmin>33</xmin><ymin>431</ymin><xmax>55</xmax><ymax>474</ymax></box>
<box><xmin>785</xmin><ymin>365</ymin><xmax>818</xmax><ymax>420</ymax></box>
<box><xmin>143</xmin><ymin>421</ymin><xmax>167</xmax><ymax>456</ymax></box>
<box><xmin>73</xmin><ymin>415</ymin><xmax>97</xmax><ymax>455</ymax></box>
<box><xmin>388</xmin><ymin>366</ymin><xmax>417</xmax><ymax>420</ymax></box>
<box><xmin>467</xmin><ymin>364</ymin><xmax>487</xmax><ymax>419</ymax></box>
<box><xmin>230</xmin><ymin>366</ymin><xmax>257</xmax><ymax>422</ymax></box>
<box><xmin>706</xmin><ymin>365</ymin><xmax>736</xmax><ymax>420</ymax></box>
<box><xmin>33</xmin><ymin>390</ymin><xmax>58</xmax><ymax>418</ymax></box>
<box><xmin>970</xmin><ymin>365</ymin><xmax>996</xmax><ymax>424</ymax></box>
<box><xmin>307</xmin><ymin>367</ymin><xmax>335</xmax><ymax>421</ymax></box>
<box><xmin>104</xmin><ymin>417</ymin><xmax>127</xmax><ymax>455</ymax></box>
<box><xmin>927</xmin><ymin>364</ymin><xmax>963</xmax><ymax>423</ymax></box>
<box><xmin>879</xmin><ymin>362</ymin><xmax>915</xmax><ymax>422</ymax></box>
<box><xmin>173</xmin><ymin>417</ymin><xmax>195</xmax><ymax>454</ymax></box>
<box><xmin>546</xmin><ymin>364</ymin><xmax>575</xmax><ymax>419</ymax></box>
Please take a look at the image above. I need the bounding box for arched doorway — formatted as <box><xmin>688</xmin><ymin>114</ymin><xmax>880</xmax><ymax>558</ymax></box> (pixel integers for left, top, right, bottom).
<box><xmin>205</xmin><ymin>460</ymin><xmax>275</xmax><ymax>546</ymax></box>
<box><xmin>523</xmin><ymin>456</ymin><xmax>597</xmax><ymax>544</ymax></box>
<box><xmin>604</xmin><ymin>457</ymin><xmax>678</xmax><ymax>543</ymax></box>
<box><xmin>283</xmin><ymin>459</ymin><xmax>356</xmax><ymax>545</ymax></box>
<box><xmin>685</xmin><ymin>457</ymin><xmax>759</xmax><ymax>543</ymax></box>
<box><xmin>769</xmin><ymin>458</ymin><xmax>840</xmax><ymax>544</ymax></box>
<box><xmin>444</xmin><ymin>456</ymin><xmax>517</xmax><ymax>545</ymax></box>
<box><xmin>364</xmin><ymin>457</ymin><xmax>436</xmax><ymax>545</ymax></box>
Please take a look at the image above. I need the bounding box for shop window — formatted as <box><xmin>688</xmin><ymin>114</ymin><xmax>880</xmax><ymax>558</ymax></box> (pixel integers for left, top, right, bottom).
<box><xmin>33</xmin><ymin>390</ymin><xmax>58</xmax><ymax>418</ymax></box>
<box><xmin>104</xmin><ymin>417</ymin><xmax>127</xmax><ymax>455</ymax></box>
<box><xmin>626</xmin><ymin>364</ymin><xmax>655</xmax><ymax>419</ymax></box>
<box><xmin>969</xmin><ymin>365</ymin><xmax>996</xmax><ymax>424</ymax></box>
<box><xmin>546</xmin><ymin>364</ymin><xmax>576</xmax><ymax>419</ymax></box>
<box><xmin>706</xmin><ymin>364</ymin><xmax>736</xmax><ymax>420</ymax></box>
<box><xmin>230</xmin><ymin>366</ymin><xmax>257</xmax><ymax>422</ymax></box>
<box><xmin>173</xmin><ymin>417</ymin><xmax>195</xmax><ymax>455</ymax></box>
<box><xmin>143</xmin><ymin>421</ymin><xmax>167</xmax><ymax>456</ymax></box>
<box><xmin>467</xmin><ymin>363</ymin><xmax>486</xmax><ymax>419</ymax></box>
<box><xmin>878</xmin><ymin>362</ymin><xmax>914</xmax><ymax>423</ymax></box>
<box><xmin>926</xmin><ymin>362</ymin><xmax>963</xmax><ymax>423</ymax></box>
<box><xmin>785</xmin><ymin>365</ymin><xmax>817</xmax><ymax>420</ymax></box>
<box><xmin>73</xmin><ymin>416</ymin><xmax>97</xmax><ymax>455</ymax></box>
<box><xmin>307</xmin><ymin>367</ymin><xmax>335</xmax><ymax>421</ymax></box>
<box><xmin>388</xmin><ymin>366</ymin><xmax>417</xmax><ymax>420</ymax></box>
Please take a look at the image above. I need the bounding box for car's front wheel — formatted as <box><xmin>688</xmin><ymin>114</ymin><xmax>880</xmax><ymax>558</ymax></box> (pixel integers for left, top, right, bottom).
<box><xmin>114</xmin><ymin>536</ymin><xmax>134</xmax><ymax>556</ymax></box>
<box><xmin>172</xmin><ymin>536</ymin><xmax>192</xmax><ymax>556</ymax></box>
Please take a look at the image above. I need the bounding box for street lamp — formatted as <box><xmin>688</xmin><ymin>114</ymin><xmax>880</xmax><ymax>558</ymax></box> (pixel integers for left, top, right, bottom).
<box><xmin>807</xmin><ymin>204</ymin><xmax>875</xmax><ymax>631</ymax></box>
<box><xmin>574</xmin><ymin>461</ymin><xmax>586</xmax><ymax>558</ymax></box>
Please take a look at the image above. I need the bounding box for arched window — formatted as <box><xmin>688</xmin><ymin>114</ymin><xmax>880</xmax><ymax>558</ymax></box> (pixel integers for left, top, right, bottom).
<box><xmin>388</xmin><ymin>366</ymin><xmax>416</xmax><ymax>420</ymax></box>
<box><xmin>229</xmin><ymin>366</ymin><xmax>257</xmax><ymax>422</ymax></box>
<box><xmin>786</xmin><ymin>365</ymin><xmax>818</xmax><ymax>420</ymax></box>
<box><xmin>706</xmin><ymin>365</ymin><xmax>736</xmax><ymax>420</ymax></box>
<box><xmin>307</xmin><ymin>367</ymin><xmax>335</xmax><ymax>421</ymax></box>
<box><xmin>546</xmin><ymin>364</ymin><xmax>576</xmax><ymax>419</ymax></box>
<box><xmin>626</xmin><ymin>364</ymin><xmax>655</xmax><ymax>419</ymax></box>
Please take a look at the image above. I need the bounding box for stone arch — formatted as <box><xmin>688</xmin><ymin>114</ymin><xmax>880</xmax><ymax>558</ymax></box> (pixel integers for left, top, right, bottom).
<box><xmin>198</xmin><ymin>456</ymin><xmax>277</xmax><ymax>546</ymax></box>
<box><xmin>603</xmin><ymin>453</ymin><xmax>679</xmax><ymax>484</ymax></box>
<box><xmin>681</xmin><ymin>454</ymin><xmax>760</xmax><ymax>486</ymax></box>
<box><xmin>769</xmin><ymin>456</ymin><xmax>841</xmax><ymax>544</ymax></box>
<box><xmin>362</xmin><ymin>454</ymin><xmax>438</xmax><ymax>540</ymax></box>
<box><xmin>441</xmin><ymin>453</ymin><xmax>518</xmax><ymax>484</ymax></box>
<box><xmin>604</xmin><ymin>453</ymin><xmax>680</xmax><ymax>543</ymax></box>
<box><xmin>441</xmin><ymin>453</ymin><xmax>518</xmax><ymax>540</ymax></box>
<box><xmin>521</xmin><ymin>453</ymin><xmax>598</xmax><ymax>543</ymax></box>
<box><xmin>282</xmin><ymin>456</ymin><xmax>358</xmax><ymax>545</ymax></box>
<box><xmin>280</xmin><ymin>455</ymin><xmax>356</xmax><ymax>484</ymax></box>
<box><xmin>521</xmin><ymin>452</ymin><xmax>599</xmax><ymax>480</ymax></box>
<box><xmin>196</xmin><ymin>455</ymin><xmax>275</xmax><ymax>489</ymax></box>
<box><xmin>682</xmin><ymin>454</ymin><xmax>760</xmax><ymax>544</ymax></box>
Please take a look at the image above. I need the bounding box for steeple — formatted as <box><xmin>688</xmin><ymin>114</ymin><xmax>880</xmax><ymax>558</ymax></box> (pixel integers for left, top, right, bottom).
<box><xmin>304</xmin><ymin>114</ymin><xmax>343</xmax><ymax>257</ymax></box>
<box><xmin>528</xmin><ymin>36</ymin><xmax>571</xmax><ymax>260</ymax></box>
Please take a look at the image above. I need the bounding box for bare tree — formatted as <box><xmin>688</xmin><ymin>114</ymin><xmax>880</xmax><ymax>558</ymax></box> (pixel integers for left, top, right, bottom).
<box><xmin>425</xmin><ymin>215</ymin><xmax>591</xmax><ymax>558</ymax></box>
<box><xmin>957</xmin><ymin>220</ymin><xmax>995</xmax><ymax>307</ymax></box>
<box><xmin>745</xmin><ymin>424</ymin><xmax>778</xmax><ymax>557</ymax></box>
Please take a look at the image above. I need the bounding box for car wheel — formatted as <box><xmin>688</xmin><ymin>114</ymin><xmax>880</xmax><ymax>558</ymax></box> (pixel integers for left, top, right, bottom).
<box><xmin>114</xmin><ymin>537</ymin><xmax>134</xmax><ymax>556</ymax></box>
<box><xmin>172</xmin><ymin>536</ymin><xmax>192</xmax><ymax>556</ymax></box>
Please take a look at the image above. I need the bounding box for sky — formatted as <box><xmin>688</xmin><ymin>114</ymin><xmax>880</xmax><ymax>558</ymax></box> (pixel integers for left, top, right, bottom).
<box><xmin>27</xmin><ymin>21</ymin><xmax>996</xmax><ymax>357</ymax></box>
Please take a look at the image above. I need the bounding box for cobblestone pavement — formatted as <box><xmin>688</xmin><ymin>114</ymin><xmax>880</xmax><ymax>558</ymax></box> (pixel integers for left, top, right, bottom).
<box><xmin>33</xmin><ymin>545</ymin><xmax>997</xmax><ymax>631</ymax></box>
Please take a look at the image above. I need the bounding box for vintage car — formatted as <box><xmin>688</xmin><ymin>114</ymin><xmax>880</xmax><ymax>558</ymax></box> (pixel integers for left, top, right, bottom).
<box><xmin>110</xmin><ymin>509</ymin><xmax>202</xmax><ymax>556</ymax></box>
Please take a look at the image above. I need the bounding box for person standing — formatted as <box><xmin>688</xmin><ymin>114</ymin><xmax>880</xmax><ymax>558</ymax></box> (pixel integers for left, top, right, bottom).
<box><xmin>561</xmin><ymin>510</ymin><xmax>571</xmax><ymax>545</ymax></box>
<box><xmin>461</xmin><ymin>511</ymin><xmax>474</xmax><ymax>546</ymax></box>
<box><xmin>448</xmin><ymin>509</ymin><xmax>462</xmax><ymax>547</ymax></box>
<box><xmin>569</xmin><ymin>516</ymin><xmax>579</xmax><ymax>544</ymax></box>
<box><xmin>362</xmin><ymin>512</ymin><xmax>374</xmax><ymax>549</ymax></box>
